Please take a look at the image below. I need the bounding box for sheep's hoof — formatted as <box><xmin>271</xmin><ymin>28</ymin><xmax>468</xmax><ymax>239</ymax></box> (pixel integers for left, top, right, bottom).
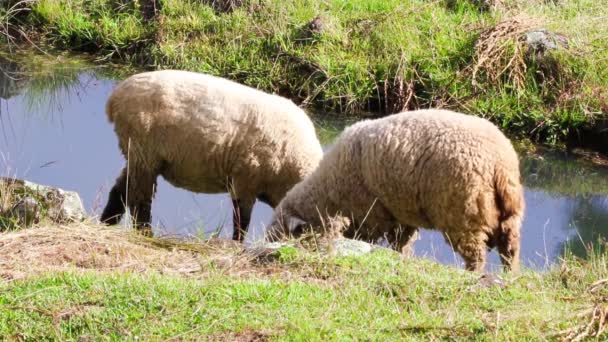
<box><xmin>136</xmin><ymin>226</ymin><xmax>154</xmax><ymax>238</ymax></box>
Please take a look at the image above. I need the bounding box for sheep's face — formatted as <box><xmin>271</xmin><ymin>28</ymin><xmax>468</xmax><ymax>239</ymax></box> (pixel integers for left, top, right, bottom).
<box><xmin>264</xmin><ymin>212</ymin><xmax>308</xmax><ymax>242</ymax></box>
<box><xmin>265</xmin><ymin>210</ymin><xmax>352</xmax><ymax>242</ymax></box>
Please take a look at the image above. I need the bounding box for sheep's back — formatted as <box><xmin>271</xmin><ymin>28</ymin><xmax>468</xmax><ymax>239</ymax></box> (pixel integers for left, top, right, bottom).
<box><xmin>106</xmin><ymin>70</ymin><xmax>319</xmax><ymax>193</ymax></box>
<box><xmin>357</xmin><ymin>109</ymin><xmax>520</xmax><ymax>231</ymax></box>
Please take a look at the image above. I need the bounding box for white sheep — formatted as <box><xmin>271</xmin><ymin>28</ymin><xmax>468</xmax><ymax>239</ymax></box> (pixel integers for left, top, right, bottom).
<box><xmin>266</xmin><ymin>109</ymin><xmax>525</xmax><ymax>272</ymax></box>
<box><xmin>100</xmin><ymin>70</ymin><xmax>324</xmax><ymax>240</ymax></box>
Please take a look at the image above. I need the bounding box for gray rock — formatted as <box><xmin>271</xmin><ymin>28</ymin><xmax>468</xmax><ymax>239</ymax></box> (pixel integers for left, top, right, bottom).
<box><xmin>0</xmin><ymin>178</ymin><xmax>86</xmax><ymax>229</ymax></box>
<box><xmin>247</xmin><ymin>238</ymin><xmax>394</xmax><ymax>260</ymax></box>
<box><xmin>246</xmin><ymin>241</ymin><xmax>298</xmax><ymax>262</ymax></box>
<box><xmin>329</xmin><ymin>238</ymin><xmax>373</xmax><ymax>256</ymax></box>
<box><xmin>11</xmin><ymin>196</ymin><xmax>40</xmax><ymax>226</ymax></box>
<box><xmin>330</xmin><ymin>238</ymin><xmax>396</xmax><ymax>256</ymax></box>
<box><xmin>525</xmin><ymin>29</ymin><xmax>569</xmax><ymax>56</ymax></box>
<box><xmin>477</xmin><ymin>273</ymin><xmax>506</xmax><ymax>289</ymax></box>
<box><xmin>308</xmin><ymin>16</ymin><xmax>324</xmax><ymax>34</ymax></box>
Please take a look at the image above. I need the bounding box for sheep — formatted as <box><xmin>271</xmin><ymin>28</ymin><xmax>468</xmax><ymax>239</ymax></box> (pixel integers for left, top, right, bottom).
<box><xmin>100</xmin><ymin>70</ymin><xmax>324</xmax><ymax>241</ymax></box>
<box><xmin>265</xmin><ymin>109</ymin><xmax>525</xmax><ymax>272</ymax></box>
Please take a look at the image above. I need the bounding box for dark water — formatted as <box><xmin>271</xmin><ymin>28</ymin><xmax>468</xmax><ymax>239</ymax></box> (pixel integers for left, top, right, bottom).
<box><xmin>2</xmin><ymin>56</ymin><xmax>608</xmax><ymax>271</ymax></box>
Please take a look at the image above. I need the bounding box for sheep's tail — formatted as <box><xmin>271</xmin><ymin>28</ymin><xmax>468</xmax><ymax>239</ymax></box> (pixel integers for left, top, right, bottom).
<box><xmin>494</xmin><ymin>165</ymin><xmax>525</xmax><ymax>272</ymax></box>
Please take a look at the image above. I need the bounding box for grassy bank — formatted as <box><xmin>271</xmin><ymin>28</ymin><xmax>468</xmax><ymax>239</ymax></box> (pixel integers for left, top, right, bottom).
<box><xmin>0</xmin><ymin>224</ymin><xmax>608</xmax><ymax>340</ymax></box>
<box><xmin>1</xmin><ymin>0</ymin><xmax>607</xmax><ymax>146</ymax></box>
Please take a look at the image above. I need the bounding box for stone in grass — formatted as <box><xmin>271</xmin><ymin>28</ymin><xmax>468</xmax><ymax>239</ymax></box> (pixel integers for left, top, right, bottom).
<box><xmin>296</xmin><ymin>16</ymin><xmax>325</xmax><ymax>42</ymax></box>
<box><xmin>525</xmin><ymin>29</ymin><xmax>569</xmax><ymax>57</ymax></box>
<box><xmin>246</xmin><ymin>241</ymin><xmax>298</xmax><ymax>263</ymax></box>
<box><xmin>307</xmin><ymin>16</ymin><xmax>325</xmax><ymax>35</ymax></box>
<box><xmin>477</xmin><ymin>273</ymin><xmax>506</xmax><ymax>289</ymax></box>
<box><xmin>247</xmin><ymin>238</ymin><xmax>395</xmax><ymax>262</ymax></box>
<box><xmin>0</xmin><ymin>177</ymin><xmax>86</xmax><ymax>230</ymax></box>
<box><xmin>329</xmin><ymin>238</ymin><xmax>396</xmax><ymax>257</ymax></box>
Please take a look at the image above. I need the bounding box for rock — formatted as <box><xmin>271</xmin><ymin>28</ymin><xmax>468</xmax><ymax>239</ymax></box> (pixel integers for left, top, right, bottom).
<box><xmin>247</xmin><ymin>238</ymin><xmax>393</xmax><ymax>261</ymax></box>
<box><xmin>296</xmin><ymin>15</ymin><xmax>326</xmax><ymax>43</ymax></box>
<box><xmin>525</xmin><ymin>29</ymin><xmax>568</xmax><ymax>57</ymax></box>
<box><xmin>478</xmin><ymin>273</ymin><xmax>506</xmax><ymax>289</ymax></box>
<box><xmin>329</xmin><ymin>238</ymin><xmax>373</xmax><ymax>256</ymax></box>
<box><xmin>308</xmin><ymin>16</ymin><xmax>324</xmax><ymax>34</ymax></box>
<box><xmin>0</xmin><ymin>178</ymin><xmax>86</xmax><ymax>230</ymax></box>
<box><xmin>11</xmin><ymin>196</ymin><xmax>40</xmax><ymax>226</ymax></box>
<box><xmin>246</xmin><ymin>241</ymin><xmax>298</xmax><ymax>263</ymax></box>
<box><xmin>330</xmin><ymin>238</ymin><xmax>396</xmax><ymax>257</ymax></box>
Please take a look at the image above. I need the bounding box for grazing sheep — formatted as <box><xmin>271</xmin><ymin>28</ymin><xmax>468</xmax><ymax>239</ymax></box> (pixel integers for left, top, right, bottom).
<box><xmin>266</xmin><ymin>109</ymin><xmax>524</xmax><ymax>272</ymax></box>
<box><xmin>100</xmin><ymin>70</ymin><xmax>323</xmax><ymax>240</ymax></box>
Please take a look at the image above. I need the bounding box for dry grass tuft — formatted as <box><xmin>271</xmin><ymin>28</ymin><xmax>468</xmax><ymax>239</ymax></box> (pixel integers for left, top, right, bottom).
<box><xmin>471</xmin><ymin>15</ymin><xmax>541</xmax><ymax>90</ymax></box>
<box><xmin>381</xmin><ymin>55</ymin><xmax>418</xmax><ymax>115</ymax></box>
<box><xmin>0</xmin><ymin>223</ymin><xmax>344</xmax><ymax>285</ymax></box>
<box><xmin>553</xmin><ymin>278</ymin><xmax>608</xmax><ymax>341</ymax></box>
<box><xmin>0</xmin><ymin>223</ymin><xmax>211</xmax><ymax>280</ymax></box>
<box><xmin>555</xmin><ymin>303</ymin><xmax>608</xmax><ymax>341</ymax></box>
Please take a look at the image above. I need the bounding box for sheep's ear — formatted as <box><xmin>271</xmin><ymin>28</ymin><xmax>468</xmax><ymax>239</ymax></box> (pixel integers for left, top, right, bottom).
<box><xmin>287</xmin><ymin>216</ymin><xmax>307</xmax><ymax>233</ymax></box>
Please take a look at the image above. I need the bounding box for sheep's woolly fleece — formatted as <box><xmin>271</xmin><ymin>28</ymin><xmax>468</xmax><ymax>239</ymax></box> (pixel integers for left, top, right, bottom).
<box><xmin>106</xmin><ymin>70</ymin><xmax>323</xmax><ymax>206</ymax></box>
<box><xmin>268</xmin><ymin>109</ymin><xmax>524</xmax><ymax>271</ymax></box>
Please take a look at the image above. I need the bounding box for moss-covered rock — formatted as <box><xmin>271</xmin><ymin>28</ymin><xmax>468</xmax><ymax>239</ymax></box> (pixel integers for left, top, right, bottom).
<box><xmin>0</xmin><ymin>178</ymin><xmax>86</xmax><ymax>230</ymax></box>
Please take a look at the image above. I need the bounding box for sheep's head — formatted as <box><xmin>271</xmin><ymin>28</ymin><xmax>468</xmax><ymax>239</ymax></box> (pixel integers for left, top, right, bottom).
<box><xmin>264</xmin><ymin>209</ymin><xmax>308</xmax><ymax>242</ymax></box>
<box><xmin>264</xmin><ymin>208</ymin><xmax>351</xmax><ymax>242</ymax></box>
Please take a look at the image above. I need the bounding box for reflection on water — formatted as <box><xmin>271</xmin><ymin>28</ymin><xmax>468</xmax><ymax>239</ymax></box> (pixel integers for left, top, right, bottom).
<box><xmin>0</xmin><ymin>56</ymin><xmax>24</xmax><ymax>100</ymax></box>
<box><xmin>2</xmin><ymin>56</ymin><xmax>608</xmax><ymax>270</ymax></box>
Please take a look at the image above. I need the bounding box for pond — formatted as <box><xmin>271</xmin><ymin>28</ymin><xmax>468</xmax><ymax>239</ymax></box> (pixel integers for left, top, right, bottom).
<box><xmin>2</xmin><ymin>53</ymin><xmax>608</xmax><ymax>271</ymax></box>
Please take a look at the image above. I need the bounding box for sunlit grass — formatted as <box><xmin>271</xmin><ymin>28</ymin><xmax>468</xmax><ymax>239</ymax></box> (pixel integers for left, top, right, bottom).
<box><xmin>0</xmin><ymin>0</ymin><xmax>605</xmax><ymax>144</ymax></box>
<box><xmin>0</xmin><ymin>223</ymin><xmax>607</xmax><ymax>339</ymax></box>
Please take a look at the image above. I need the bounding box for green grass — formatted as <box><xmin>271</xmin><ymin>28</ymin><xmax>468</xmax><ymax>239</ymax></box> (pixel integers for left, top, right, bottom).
<box><xmin>1</xmin><ymin>0</ymin><xmax>606</xmax><ymax>145</ymax></box>
<box><xmin>1</xmin><ymin>225</ymin><xmax>608</xmax><ymax>340</ymax></box>
<box><xmin>0</xmin><ymin>218</ymin><xmax>608</xmax><ymax>341</ymax></box>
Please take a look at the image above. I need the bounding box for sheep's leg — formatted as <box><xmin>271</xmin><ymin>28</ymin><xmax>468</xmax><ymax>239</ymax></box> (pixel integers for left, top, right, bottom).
<box><xmin>126</xmin><ymin>167</ymin><xmax>158</xmax><ymax>237</ymax></box>
<box><xmin>100</xmin><ymin>167</ymin><xmax>127</xmax><ymax>225</ymax></box>
<box><xmin>232</xmin><ymin>198</ymin><xmax>254</xmax><ymax>241</ymax></box>
<box><xmin>497</xmin><ymin>227</ymin><xmax>521</xmax><ymax>272</ymax></box>
<box><xmin>446</xmin><ymin>232</ymin><xmax>487</xmax><ymax>272</ymax></box>
<box><xmin>387</xmin><ymin>225</ymin><xmax>418</xmax><ymax>257</ymax></box>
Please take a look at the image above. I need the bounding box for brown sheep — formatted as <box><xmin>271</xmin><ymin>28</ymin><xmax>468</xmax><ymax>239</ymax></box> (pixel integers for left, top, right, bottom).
<box><xmin>266</xmin><ymin>109</ymin><xmax>525</xmax><ymax>272</ymax></box>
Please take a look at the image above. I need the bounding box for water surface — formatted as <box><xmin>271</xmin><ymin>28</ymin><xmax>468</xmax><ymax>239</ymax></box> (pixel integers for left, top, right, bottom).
<box><xmin>2</xmin><ymin>54</ymin><xmax>608</xmax><ymax>270</ymax></box>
